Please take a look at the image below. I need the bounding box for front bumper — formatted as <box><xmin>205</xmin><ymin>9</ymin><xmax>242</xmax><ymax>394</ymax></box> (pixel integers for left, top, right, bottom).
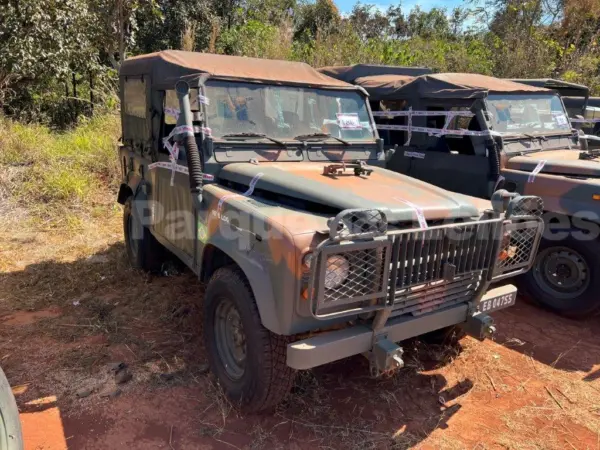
<box><xmin>287</xmin><ymin>284</ymin><xmax>515</xmax><ymax>370</ymax></box>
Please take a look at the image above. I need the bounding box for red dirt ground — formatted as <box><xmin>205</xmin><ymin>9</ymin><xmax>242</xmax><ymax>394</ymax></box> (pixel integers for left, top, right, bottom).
<box><xmin>1</xmin><ymin>227</ymin><xmax>599</xmax><ymax>450</ymax></box>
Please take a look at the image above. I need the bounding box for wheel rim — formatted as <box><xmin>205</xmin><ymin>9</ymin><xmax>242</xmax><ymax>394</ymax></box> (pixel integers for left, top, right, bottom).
<box><xmin>214</xmin><ymin>298</ymin><xmax>246</xmax><ymax>380</ymax></box>
<box><xmin>532</xmin><ymin>246</ymin><xmax>590</xmax><ymax>299</ymax></box>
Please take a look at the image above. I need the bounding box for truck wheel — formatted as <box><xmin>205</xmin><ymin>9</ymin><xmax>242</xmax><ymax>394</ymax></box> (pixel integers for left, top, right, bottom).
<box><xmin>0</xmin><ymin>367</ymin><xmax>23</xmax><ymax>450</ymax></box>
<box><xmin>203</xmin><ymin>266</ymin><xmax>295</xmax><ymax>412</ymax></box>
<box><xmin>520</xmin><ymin>237</ymin><xmax>600</xmax><ymax>318</ymax></box>
<box><xmin>123</xmin><ymin>196</ymin><xmax>164</xmax><ymax>272</ymax></box>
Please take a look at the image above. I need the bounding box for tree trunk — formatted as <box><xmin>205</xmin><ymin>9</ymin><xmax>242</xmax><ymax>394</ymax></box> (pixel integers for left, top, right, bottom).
<box><xmin>119</xmin><ymin>0</ymin><xmax>126</xmax><ymax>66</ymax></box>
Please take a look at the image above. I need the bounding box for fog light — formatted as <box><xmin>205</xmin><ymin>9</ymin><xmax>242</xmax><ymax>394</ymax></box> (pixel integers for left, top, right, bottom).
<box><xmin>324</xmin><ymin>255</ymin><xmax>350</xmax><ymax>290</ymax></box>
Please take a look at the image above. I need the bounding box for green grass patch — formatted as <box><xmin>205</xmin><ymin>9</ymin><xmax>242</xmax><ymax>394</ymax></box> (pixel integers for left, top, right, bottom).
<box><xmin>0</xmin><ymin>114</ymin><xmax>121</xmax><ymax>225</ymax></box>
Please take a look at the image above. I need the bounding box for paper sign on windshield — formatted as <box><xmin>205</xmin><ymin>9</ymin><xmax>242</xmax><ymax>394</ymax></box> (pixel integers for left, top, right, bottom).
<box><xmin>554</xmin><ymin>114</ymin><xmax>569</xmax><ymax>127</ymax></box>
<box><xmin>336</xmin><ymin>113</ymin><xmax>362</xmax><ymax>129</ymax></box>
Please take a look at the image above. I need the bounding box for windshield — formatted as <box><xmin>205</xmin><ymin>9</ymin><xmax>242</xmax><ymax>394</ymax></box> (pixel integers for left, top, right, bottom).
<box><xmin>485</xmin><ymin>94</ymin><xmax>571</xmax><ymax>135</ymax></box>
<box><xmin>204</xmin><ymin>81</ymin><xmax>375</xmax><ymax>142</ymax></box>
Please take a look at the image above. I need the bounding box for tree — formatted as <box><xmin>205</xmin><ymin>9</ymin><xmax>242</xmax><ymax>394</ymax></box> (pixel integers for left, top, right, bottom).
<box><xmin>405</xmin><ymin>6</ymin><xmax>451</xmax><ymax>39</ymax></box>
<box><xmin>348</xmin><ymin>3</ymin><xmax>391</xmax><ymax>41</ymax></box>
<box><xmin>294</xmin><ymin>0</ymin><xmax>341</xmax><ymax>41</ymax></box>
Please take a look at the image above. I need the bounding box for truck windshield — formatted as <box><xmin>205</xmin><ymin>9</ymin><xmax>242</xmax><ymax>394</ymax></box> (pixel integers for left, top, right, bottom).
<box><xmin>485</xmin><ymin>94</ymin><xmax>571</xmax><ymax>135</ymax></box>
<box><xmin>204</xmin><ymin>80</ymin><xmax>376</xmax><ymax>143</ymax></box>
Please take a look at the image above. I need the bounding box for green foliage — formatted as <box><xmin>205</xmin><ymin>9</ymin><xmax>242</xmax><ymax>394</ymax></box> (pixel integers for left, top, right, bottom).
<box><xmin>2</xmin><ymin>0</ymin><xmax>600</xmax><ymax>129</ymax></box>
<box><xmin>217</xmin><ymin>20</ymin><xmax>293</xmax><ymax>59</ymax></box>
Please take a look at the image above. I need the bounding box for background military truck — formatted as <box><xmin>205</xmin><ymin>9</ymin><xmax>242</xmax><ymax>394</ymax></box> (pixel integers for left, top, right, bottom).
<box><xmin>321</xmin><ymin>65</ymin><xmax>600</xmax><ymax>318</ymax></box>
<box><xmin>117</xmin><ymin>51</ymin><xmax>543</xmax><ymax>411</ymax></box>
<box><xmin>509</xmin><ymin>78</ymin><xmax>600</xmax><ymax>149</ymax></box>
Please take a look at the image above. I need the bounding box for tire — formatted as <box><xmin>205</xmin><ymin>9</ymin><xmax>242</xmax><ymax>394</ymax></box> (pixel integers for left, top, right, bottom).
<box><xmin>0</xmin><ymin>367</ymin><xmax>23</xmax><ymax>450</ymax></box>
<box><xmin>203</xmin><ymin>266</ymin><xmax>295</xmax><ymax>412</ymax></box>
<box><xmin>123</xmin><ymin>196</ymin><xmax>164</xmax><ymax>272</ymax></box>
<box><xmin>519</xmin><ymin>236</ymin><xmax>600</xmax><ymax>318</ymax></box>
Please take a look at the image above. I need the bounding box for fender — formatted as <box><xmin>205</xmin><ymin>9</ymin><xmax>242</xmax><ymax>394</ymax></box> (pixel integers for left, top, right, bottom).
<box><xmin>201</xmin><ymin>232</ymin><xmax>289</xmax><ymax>335</ymax></box>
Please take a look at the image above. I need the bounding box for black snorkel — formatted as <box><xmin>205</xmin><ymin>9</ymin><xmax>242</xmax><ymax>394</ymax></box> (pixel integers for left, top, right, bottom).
<box><xmin>175</xmin><ymin>80</ymin><xmax>204</xmax><ymax>210</ymax></box>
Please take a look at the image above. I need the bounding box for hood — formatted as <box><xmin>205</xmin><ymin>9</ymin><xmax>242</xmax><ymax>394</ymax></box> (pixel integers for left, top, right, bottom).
<box><xmin>218</xmin><ymin>162</ymin><xmax>487</xmax><ymax>223</ymax></box>
<box><xmin>506</xmin><ymin>149</ymin><xmax>600</xmax><ymax>178</ymax></box>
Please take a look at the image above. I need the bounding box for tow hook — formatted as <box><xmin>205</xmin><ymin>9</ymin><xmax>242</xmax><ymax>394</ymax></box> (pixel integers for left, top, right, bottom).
<box><xmin>369</xmin><ymin>335</ymin><xmax>404</xmax><ymax>377</ymax></box>
<box><xmin>463</xmin><ymin>314</ymin><xmax>496</xmax><ymax>341</ymax></box>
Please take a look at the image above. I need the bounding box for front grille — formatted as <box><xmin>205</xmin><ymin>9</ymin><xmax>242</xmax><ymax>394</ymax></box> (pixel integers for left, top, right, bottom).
<box><xmin>391</xmin><ymin>272</ymin><xmax>482</xmax><ymax>317</ymax></box>
<box><xmin>493</xmin><ymin>220</ymin><xmax>543</xmax><ymax>278</ymax></box>
<box><xmin>387</xmin><ymin>220</ymin><xmax>502</xmax><ymax>293</ymax></box>
<box><xmin>309</xmin><ymin>214</ymin><xmax>542</xmax><ymax>319</ymax></box>
<box><xmin>310</xmin><ymin>219</ymin><xmax>504</xmax><ymax>318</ymax></box>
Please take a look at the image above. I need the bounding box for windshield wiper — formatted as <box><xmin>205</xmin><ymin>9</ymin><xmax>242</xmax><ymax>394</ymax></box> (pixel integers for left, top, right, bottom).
<box><xmin>221</xmin><ymin>132</ymin><xmax>287</xmax><ymax>148</ymax></box>
<box><xmin>293</xmin><ymin>132</ymin><xmax>350</xmax><ymax>146</ymax></box>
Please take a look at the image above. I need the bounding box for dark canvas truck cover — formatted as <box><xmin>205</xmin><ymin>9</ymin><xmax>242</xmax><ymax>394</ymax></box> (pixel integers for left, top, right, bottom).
<box><xmin>509</xmin><ymin>78</ymin><xmax>590</xmax><ymax>98</ymax></box>
<box><xmin>319</xmin><ymin>64</ymin><xmax>432</xmax><ymax>84</ymax></box>
<box><xmin>338</xmin><ymin>72</ymin><xmax>551</xmax><ymax>101</ymax></box>
<box><xmin>120</xmin><ymin>50</ymin><xmax>355</xmax><ymax>89</ymax></box>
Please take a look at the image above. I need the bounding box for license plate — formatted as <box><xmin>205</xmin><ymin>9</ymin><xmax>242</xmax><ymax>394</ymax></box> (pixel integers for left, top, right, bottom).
<box><xmin>478</xmin><ymin>290</ymin><xmax>517</xmax><ymax>313</ymax></box>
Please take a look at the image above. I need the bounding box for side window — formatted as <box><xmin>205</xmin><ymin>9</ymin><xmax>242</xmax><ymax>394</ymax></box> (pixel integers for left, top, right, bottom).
<box><xmin>122</xmin><ymin>77</ymin><xmax>149</xmax><ymax>144</ymax></box>
<box><xmin>446</xmin><ymin>107</ymin><xmax>477</xmax><ymax>156</ymax></box>
<box><xmin>124</xmin><ymin>78</ymin><xmax>147</xmax><ymax>118</ymax></box>
<box><xmin>378</xmin><ymin>100</ymin><xmax>407</xmax><ymax>147</ymax></box>
<box><xmin>422</xmin><ymin>106</ymin><xmax>477</xmax><ymax>156</ymax></box>
<box><xmin>426</xmin><ymin>106</ymin><xmax>446</xmax><ymax>129</ymax></box>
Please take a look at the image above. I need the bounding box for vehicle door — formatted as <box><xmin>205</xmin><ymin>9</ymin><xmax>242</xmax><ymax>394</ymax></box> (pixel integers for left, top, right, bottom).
<box><xmin>402</xmin><ymin>106</ymin><xmax>493</xmax><ymax>199</ymax></box>
<box><xmin>151</xmin><ymin>90</ymin><xmax>196</xmax><ymax>263</ymax></box>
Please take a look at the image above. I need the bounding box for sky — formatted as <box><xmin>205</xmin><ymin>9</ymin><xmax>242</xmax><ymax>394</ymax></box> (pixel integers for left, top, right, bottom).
<box><xmin>335</xmin><ymin>0</ymin><xmax>465</xmax><ymax>14</ymax></box>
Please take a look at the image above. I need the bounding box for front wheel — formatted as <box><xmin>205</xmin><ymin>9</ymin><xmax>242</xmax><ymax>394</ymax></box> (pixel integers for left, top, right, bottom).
<box><xmin>520</xmin><ymin>237</ymin><xmax>600</xmax><ymax>318</ymax></box>
<box><xmin>203</xmin><ymin>266</ymin><xmax>295</xmax><ymax>412</ymax></box>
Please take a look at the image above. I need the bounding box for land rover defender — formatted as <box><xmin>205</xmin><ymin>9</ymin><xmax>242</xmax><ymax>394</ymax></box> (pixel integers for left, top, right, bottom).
<box><xmin>117</xmin><ymin>52</ymin><xmax>543</xmax><ymax>411</ymax></box>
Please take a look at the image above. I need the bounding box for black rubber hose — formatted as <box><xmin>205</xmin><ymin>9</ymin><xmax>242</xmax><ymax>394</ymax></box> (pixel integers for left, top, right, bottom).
<box><xmin>184</xmin><ymin>134</ymin><xmax>204</xmax><ymax>208</ymax></box>
<box><xmin>488</xmin><ymin>139</ymin><xmax>500</xmax><ymax>179</ymax></box>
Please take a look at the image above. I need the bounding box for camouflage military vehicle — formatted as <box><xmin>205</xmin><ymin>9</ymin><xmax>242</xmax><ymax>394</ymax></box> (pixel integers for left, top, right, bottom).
<box><xmin>320</xmin><ymin>65</ymin><xmax>600</xmax><ymax>317</ymax></box>
<box><xmin>117</xmin><ymin>52</ymin><xmax>543</xmax><ymax>411</ymax></box>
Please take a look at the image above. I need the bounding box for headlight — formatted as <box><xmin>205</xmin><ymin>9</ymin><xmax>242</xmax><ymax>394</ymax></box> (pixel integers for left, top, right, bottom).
<box><xmin>324</xmin><ymin>255</ymin><xmax>350</xmax><ymax>290</ymax></box>
<box><xmin>498</xmin><ymin>230</ymin><xmax>517</xmax><ymax>261</ymax></box>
